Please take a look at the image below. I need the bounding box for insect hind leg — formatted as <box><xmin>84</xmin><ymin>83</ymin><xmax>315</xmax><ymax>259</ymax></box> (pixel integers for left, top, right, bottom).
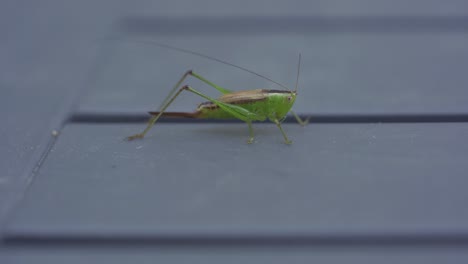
<box><xmin>183</xmin><ymin>85</ymin><xmax>262</xmax><ymax>143</ymax></box>
<box><xmin>126</xmin><ymin>70</ymin><xmax>232</xmax><ymax>141</ymax></box>
<box><xmin>183</xmin><ymin>85</ymin><xmax>259</xmax><ymax>122</ymax></box>
<box><xmin>126</xmin><ymin>84</ymin><xmax>189</xmax><ymax>140</ymax></box>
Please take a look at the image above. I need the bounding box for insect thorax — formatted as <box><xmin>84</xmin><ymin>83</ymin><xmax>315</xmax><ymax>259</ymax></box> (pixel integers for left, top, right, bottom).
<box><xmin>264</xmin><ymin>91</ymin><xmax>296</xmax><ymax>120</ymax></box>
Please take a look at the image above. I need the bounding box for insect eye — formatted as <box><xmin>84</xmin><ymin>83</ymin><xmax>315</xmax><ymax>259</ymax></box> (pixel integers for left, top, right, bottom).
<box><xmin>287</xmin><ymin>96</ymin><xmax>292</xmax><ymax>101</ymax></box>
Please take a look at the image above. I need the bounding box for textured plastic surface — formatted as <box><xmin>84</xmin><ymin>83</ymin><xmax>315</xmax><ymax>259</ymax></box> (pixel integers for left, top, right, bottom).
<box><xmin>5</xmin><ymin>122</ymin><xmax>468</xmax><ymax>237</ymax></box>
<box><xmin>3</xmin><ymin>0</ymin><xmax>468</xmax><ymax>263</ymax></box>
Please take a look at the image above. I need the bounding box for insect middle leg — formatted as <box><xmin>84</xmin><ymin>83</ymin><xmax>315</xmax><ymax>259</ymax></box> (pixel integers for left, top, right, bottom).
<box><xmin>247</xmin><ymin>121</ymin><xmax>254</xmax><ymax>144</ymax></box>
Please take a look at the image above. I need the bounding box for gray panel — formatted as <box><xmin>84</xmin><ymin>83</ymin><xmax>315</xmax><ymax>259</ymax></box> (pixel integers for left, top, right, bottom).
<box><xmin>79</xmin><ymin>33</ymin><xmax>468</xmax><ymax>115</ymax></box>
<box><xmin>127</xmin><ymin>0</ymin><xmax>468</xmax><ymax>16</ymax></box>
<box><xmin>5</xmin><ymin>122</ymin><xmax>468</xmax><ymax>236</ymax></box>
<box><xmin>2</xmin><ymin>246</ymin><xmax>468</xmax><ymax>264</ymax></box>
<box><xmin>0</xmin><ymin>0</ymin><xmax>116</xmax><ymax>221</ymax></box>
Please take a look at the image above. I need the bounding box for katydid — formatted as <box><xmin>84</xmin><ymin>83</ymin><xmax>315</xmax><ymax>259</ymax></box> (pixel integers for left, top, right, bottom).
<box><xmin>126</xmin><ymin>41</ymin><xmax>310</xmax><ymax>144</ymax></box>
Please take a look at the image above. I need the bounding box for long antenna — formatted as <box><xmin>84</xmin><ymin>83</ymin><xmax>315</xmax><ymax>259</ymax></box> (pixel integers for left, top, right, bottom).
<box><xmin>126</xmin><ymin>39</ymin><xmax>291</xmax><ymax>90</ymax></box>
<box><xmin>295</xmin><ymin>53</ymin><xmax>301</xmax><ymax>92</ymax></box>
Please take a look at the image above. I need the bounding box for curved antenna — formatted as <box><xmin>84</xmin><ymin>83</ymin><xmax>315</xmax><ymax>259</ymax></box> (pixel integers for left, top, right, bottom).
<box><xmin>127</xmin><ymin>39</ymin><xmax>291</xmax><ymax>91</ymax></box>
<box><xmin>295</xmin><ymin>53</ymin><xmax>301</xmax><ymax>93</ymax></box>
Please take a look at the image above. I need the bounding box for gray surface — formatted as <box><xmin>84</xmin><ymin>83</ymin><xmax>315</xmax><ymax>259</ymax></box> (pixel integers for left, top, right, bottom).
<box><xmin>80</xmin><ymin>32</ymin><xmax>468</xmax><ymax>115</ymax></box>
<box><xmin>2</xmin><ymin>246</ymin><xmax>468</xmax><ymax>264</ymax></box>
<box><xmin>0</xmin><ymin>0</ymin><xmax>116</xmax><ymax>221</ymax></box>
<box><xmin>5</xmin><ymin>122</ymin><xmax>468</xmax><ymax>235</ymax></box>
<box><xmin>2</xmin><ymin>0</ymin><xmax>468</xmax><ymax>263</ymax></box>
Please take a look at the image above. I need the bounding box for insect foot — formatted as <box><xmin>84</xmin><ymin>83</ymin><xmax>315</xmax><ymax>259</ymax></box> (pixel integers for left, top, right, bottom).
<box><xmin>126</xmin><ymin>133</ymin><xmax>144</xmax><ymax>141</ymax></box>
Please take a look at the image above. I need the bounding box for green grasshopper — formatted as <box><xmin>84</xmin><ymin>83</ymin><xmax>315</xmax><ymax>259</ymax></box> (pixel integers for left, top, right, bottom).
<box><xmin>126</xmin><ymin>41</ymin><xmax>309</xmax><ymax>144</ymax></box>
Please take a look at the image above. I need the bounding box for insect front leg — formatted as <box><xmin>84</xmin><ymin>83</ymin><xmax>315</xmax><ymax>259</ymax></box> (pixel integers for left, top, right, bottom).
<box><xmin>291</xmin><ymin>111</ymin><xmax>311</xmax><ymax>126</ymax></box>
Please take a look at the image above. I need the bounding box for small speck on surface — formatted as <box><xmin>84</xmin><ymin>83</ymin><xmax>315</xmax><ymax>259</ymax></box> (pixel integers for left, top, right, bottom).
<box><xmin>51</xmin><ymin>130</ymin><xmax>59</xmax><ymax>137</ymax></box>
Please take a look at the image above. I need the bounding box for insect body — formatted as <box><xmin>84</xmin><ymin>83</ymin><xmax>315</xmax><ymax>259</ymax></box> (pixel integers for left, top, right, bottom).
<box><xmin>126</xmin><ymin>42</ymin><xmax>309</xmax><ymax>144</ymax></box>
